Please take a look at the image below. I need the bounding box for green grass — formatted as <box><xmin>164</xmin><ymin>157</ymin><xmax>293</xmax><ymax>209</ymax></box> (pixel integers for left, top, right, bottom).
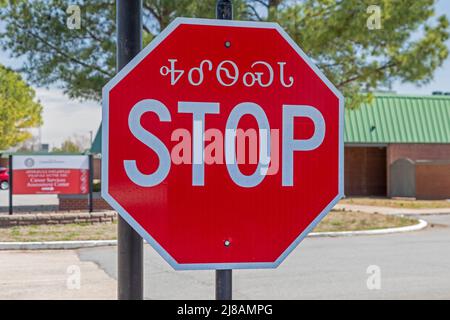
<box><xmin>340</xmin><ymin>197</ymin><xmax>450</xmax><ymax>209</ymax></box>
<box><xmin>313</xmin><ymin>210</ymin><xmax>417</xmax><ymax>232</ymax></box>
<box><xmin>0</xmin><ymin>221</ymin><xmax>117</xmax><ymax>242</ymax></box>
<box><xmin>0</xmin><ymin>211</ymin><xmax>419</xmax><ymax>242</ymax></box>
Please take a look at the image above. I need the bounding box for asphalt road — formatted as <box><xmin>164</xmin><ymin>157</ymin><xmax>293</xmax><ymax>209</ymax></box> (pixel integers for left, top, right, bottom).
<box><xmin>77</xmin><ymin>214</ymin><xmax>450</xmax><ymax>300</ymax></box>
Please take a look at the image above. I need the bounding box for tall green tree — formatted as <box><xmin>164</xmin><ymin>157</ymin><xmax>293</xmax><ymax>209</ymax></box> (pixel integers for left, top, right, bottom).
<box><xmin>0</xmin><ymin>0</ymin><xmax>448</xmax><ymax>108</ymax></box>
<box><xmin>52</xmin><ymin>139</ymin><xmax>83</xmax><ymax>153</ymax></box>
<box><xmin>0</xmin><ymin>65</ymin><xmax>43</xmax><ymax>150</ymax></box>
<box><xmin>52</xmin><ymin>133</ymin><xmax>91</xmax><ymax>153</ymax></box>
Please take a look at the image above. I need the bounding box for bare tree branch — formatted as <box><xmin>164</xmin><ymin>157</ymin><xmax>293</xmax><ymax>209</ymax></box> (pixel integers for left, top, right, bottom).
<box><xmin>247</xmin><ymin>3</ymin><xmax>264</xmax><ymax>21</ymax></box>
<box><xmin>250</xmin><ymin>0</ymin><xmax>269</xmax><ymax>8</ymax></box>
<box><xmin>143</xmin><ymin>3</ymin><xmax>162</xmax><ymax>30</ymax></box>
<box><xmin>337</xmin><ymin>62</ymin><xmax>395</xmax><ymax>87</ymax></box>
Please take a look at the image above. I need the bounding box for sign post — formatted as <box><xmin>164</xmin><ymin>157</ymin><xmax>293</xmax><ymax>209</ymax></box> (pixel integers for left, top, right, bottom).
<box><xmin>88</xmin><ymin>154</ymin><xmax>94</xmax><ymax>213</ymax></box>
<box><xmin>215</xmin><ymin>0</ymin><xmax>233</xmax><ymax>301</ymax></box>
<box><xmin>8</xmin><ymin>155</ymin><xmax>12</xmax><ymax>215</ymax></box>
<box><xmin>116</xmin><ymin>0</ymin><xmax>144</xmax><ymax>300</ymax></box>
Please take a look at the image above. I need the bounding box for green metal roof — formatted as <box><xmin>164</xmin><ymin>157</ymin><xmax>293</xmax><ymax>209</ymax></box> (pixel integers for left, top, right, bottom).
<box><xmin>345</xmin><ymin>94</ymin><xmax>450</xmax><ymax>144</ymax></box>
<box><xmin>90</xmin><ymin>124</ymin><xmax>102</xmax><ymax>154</ymax></box>
<box><xmin>90</xmin><ymin>94</ymin><xmax>450</xmax><ymax>153</ymax></box>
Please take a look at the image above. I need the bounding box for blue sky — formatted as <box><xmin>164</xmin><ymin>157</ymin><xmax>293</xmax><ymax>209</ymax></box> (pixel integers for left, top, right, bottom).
<box><xmin>391</xmin><ymin>0</ymin><xmax>450</xmax><ymax>94</ymax></box>
<box><xmin>0</xmin><ymin>1</ymin><xmax>449</xmax><ymax>148</ymax></box>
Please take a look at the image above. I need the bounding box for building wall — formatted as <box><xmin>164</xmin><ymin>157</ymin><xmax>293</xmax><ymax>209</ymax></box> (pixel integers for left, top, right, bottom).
<box><xmin>387</xmin><ymin>143</ymin><xmax>450</xmax><ymax>164</ymax></box>
<box><xmin>58</xmin><ymin>194</ymin><xmax>112</xmax><ymax>211</ymax></box>
<box><xmin>345</xmin><ymin>146</ymin><xmax>387</xmax><ymax>196</ymax></box>
<box><xmin>387</xmin><ymin>144</ymin><xmax>450</xmax><ymax>196</ymax></box>
<box><xmin>415</xmin><ymin>162</ymin><xmax>450</xmax><ymax>200</ymax></box>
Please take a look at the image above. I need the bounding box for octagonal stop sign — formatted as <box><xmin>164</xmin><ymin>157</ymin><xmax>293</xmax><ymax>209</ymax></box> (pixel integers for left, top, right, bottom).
<box><xmin>102</xmin><ymin>18</ymin><xmax>344</xmax><ymax>270</ymax></box>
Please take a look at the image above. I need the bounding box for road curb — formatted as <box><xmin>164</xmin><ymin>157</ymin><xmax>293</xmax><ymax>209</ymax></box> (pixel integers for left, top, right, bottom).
<box><xmin>308</xmin><ymin>219</ymin><xmax>428</xmax><ymax>237</ymax></box>
<box><xmin>0</xmin><ymin>240</ymin><xmax>117</xmax><ymax>250</ymax></box>
<box><xmin>0</xmin><ymin>220</ymin><xmax>428</xmax><ymax>250</ymax></box>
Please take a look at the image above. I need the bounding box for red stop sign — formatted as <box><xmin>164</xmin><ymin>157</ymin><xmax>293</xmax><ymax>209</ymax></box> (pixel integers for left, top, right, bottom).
<box><xmin>102</xmin><ymin>18</ymin><xmax>344</xmax><ymax>270</ymax></box>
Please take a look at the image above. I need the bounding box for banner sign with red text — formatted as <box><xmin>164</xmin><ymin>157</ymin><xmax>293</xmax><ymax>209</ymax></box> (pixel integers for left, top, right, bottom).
<box><xmin>12</xmin><ymin>155</ymin><xmax>89</xmax><ymax>195</ymax></box>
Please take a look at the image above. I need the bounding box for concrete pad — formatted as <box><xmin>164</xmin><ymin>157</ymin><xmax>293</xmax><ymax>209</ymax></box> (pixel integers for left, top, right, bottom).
<box><xmin>0</xmin><ymin>250</ymin><xmax>116</xmax><ymax>300</ymax></box>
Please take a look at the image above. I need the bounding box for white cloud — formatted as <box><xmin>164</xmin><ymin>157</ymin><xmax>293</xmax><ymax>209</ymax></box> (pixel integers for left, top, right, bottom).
<box><xmin>34</xmin><ymin>88</ymin><xmax>101</xmax><ymax>149</ymax></box>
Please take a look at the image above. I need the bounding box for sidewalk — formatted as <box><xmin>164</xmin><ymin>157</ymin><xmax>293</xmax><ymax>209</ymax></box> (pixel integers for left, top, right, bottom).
<box><xmin>0</xmin><ymin>250</ymin><xmax>116</xmax><ymax>299</ymax></box>
<box><xmin>334</xmin><ymin>203</ymin><xmax>450</xmax><ymax>216</ymax></box>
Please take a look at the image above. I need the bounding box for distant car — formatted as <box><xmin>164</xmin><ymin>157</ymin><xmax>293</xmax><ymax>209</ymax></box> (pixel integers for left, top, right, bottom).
<box><xmin>0</xmin><ymin>167</ymin><xmax>9</xmax><ymax>190</ymax></box>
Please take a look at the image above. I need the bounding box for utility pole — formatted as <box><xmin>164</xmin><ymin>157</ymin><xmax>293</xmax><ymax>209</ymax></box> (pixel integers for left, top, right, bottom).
<box><xmin>116</xmin><ymin>0</ymin><xmax>144</xmax><ymax>300</ymax></box>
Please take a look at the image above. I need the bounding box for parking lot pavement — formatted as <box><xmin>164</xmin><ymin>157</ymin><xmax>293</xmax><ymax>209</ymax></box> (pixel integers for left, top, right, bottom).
<box><xmin>78</xmin><ymin>214</ymin><xmax>450</xmax><ymax>300</ymax></box>
<box><xmin>1</xmin><ymin>214</ymin><xmax>449</xmax><ymax>300</ymax></box>
<box><xmin>0</xmin><ymin>250</ymin><xmax>116</xmax><ymax>300</ymax></box>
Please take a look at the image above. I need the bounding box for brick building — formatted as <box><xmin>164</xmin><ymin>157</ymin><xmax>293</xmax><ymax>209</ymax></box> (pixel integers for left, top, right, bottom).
<box><xmin>89</xmin><ymin>94</ymin><xmax>450</xmax><ymax>200</ymax></box>
<box><xmin>345</xmin><ymin>94</ymin><xmax>450</xmax><ymax>199</ymax></box>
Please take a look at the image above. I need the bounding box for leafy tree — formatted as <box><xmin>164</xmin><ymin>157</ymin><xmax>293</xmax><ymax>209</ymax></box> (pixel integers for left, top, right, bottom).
<box><xmin>16</xmin><ymin>134</ymin><xmax>42</xmax><ymax>152</ymax></box>
<box><xmin>52</xmin><ymin>134</ymin><xmax>91</xmax><ymax>153</ymax></box>
<box><xmin>0</xmin><ymin>65</ymin><xmax>43</xmax><ymax>150</ymax></box>
<box><xmin>0</xmin><ymin>0</ymin><xmax>448</xmax><ymax>108</ymax></box>
<box><xmin>52</xmin><ymin>139</ymin><xmax>82</xmax><ymax>153</ymax></box>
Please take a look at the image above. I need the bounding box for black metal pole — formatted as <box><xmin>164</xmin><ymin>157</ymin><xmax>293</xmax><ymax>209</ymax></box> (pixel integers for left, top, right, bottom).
<box><xmin>216</xmin><ymin>0</ymin><xmax>233</xmax><ymax>20</ymax></box>
<box><xmin>215</xmin><ymin>0</ymin><xmax>233</xmax><ymax>301</ymax></box>
<box><xmin>88</xmin><ymin>154</ymin><xmax>94</xmax><ymax>213</ymax></box>
<box><xmin>216</xmin><ymin>269</ymin><xmax>232</xmax><ymax>300</ymax></box>
<box><xmin>117</xmin><ymin>0</ymin><xmax>144</xmax><ymax>300</ymax></box>
<box><xmin>8</xmin><ymin>155</ymin><xmax>13</xmax><ymax>215</ymax></box>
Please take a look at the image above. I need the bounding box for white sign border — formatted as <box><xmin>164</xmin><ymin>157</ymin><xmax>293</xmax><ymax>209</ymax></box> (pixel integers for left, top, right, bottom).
<box><xmin>102</xmin><ymin>17</ymin><xmax>344</xmax><ymax>271</ymax></box>
<box><xmin>12</xmin><ymin>155</ymin><xmax>89</xmax><ymax>170</ymax></box>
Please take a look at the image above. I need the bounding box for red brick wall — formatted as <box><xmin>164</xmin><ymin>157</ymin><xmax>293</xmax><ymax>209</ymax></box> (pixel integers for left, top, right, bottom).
<box><xmin>387</xmin><ymin>144</ymin><xmax>450</xmax><ymax>196</ymax></box>
<box><xmin>0</xmin><ymin>211</ymin><xmax>116</xmax><ymax>228</ymax></box>
<box><xmin>58</xmin><ymin>194</ymin><xmax>112</xmax><ymax>211</ymax></box>
<box><xmin>415</xmin><ymin>162</ymin><xmax>450</xmax><ymax>200</ymax></box>
<box><xmin>387</xmin><ymin>144</ymin><xmax>450</xmax><ymax>164</ymax></box>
